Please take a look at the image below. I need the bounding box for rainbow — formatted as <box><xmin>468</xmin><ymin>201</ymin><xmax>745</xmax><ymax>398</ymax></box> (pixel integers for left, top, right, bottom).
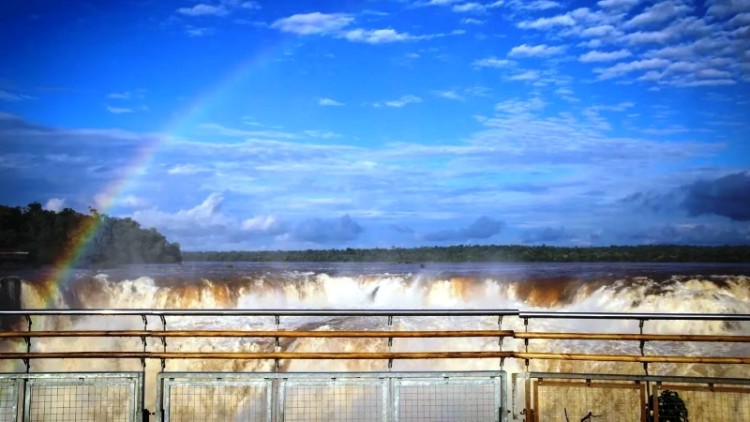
<box><xmin>37</xmin><ymin>43</ymin><xmax>282</xmax><ymax>307</ymax></box>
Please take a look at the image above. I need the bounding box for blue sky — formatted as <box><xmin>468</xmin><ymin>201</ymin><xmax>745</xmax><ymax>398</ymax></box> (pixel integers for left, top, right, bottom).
<box><xmin>1</xmin><ymin>0</ymin><xmax>749</xmax><ymax>250</ymax></box>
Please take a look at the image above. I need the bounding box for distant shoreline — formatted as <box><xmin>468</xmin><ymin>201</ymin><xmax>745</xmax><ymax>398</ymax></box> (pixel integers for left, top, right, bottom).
<box><xmin>182</xmin><ymin>244</ymin><xmax>750</xmax><ymax>263</ymax></box>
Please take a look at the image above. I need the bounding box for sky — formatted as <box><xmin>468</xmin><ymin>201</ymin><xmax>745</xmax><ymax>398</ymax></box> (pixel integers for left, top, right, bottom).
<box><xmin>1</xmin><ymin>0</ymin><xmax>749</xmax><ymax>251</ymax></box>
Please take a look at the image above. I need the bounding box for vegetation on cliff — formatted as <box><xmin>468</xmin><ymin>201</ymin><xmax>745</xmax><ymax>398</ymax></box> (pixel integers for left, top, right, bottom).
<box><xmin>0</xmin><ymin>203</ymin><xmax>181</xmax><ymax>267</ymax></box>
<box><xmin>184</xmin><ymin>244</ymin><xmax>750</xmax><ymax>263</ymax></box>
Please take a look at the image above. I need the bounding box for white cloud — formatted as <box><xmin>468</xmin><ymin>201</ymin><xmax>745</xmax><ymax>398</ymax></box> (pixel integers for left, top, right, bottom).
<box><xmin>319</xmin><ymin>97</ymin><xmax>344</xmax><ymax>106</ymax></box>
<box><xmin>119</xmin><ymin>195</ymin><xmax>150</xmax><ymax>208</ymax></box>
<box><xmin>106</xmin><ymin>106</ymin><xmax>134</xmax><ymax>114</ymax></box>
<box><xmin>473</xmin><ymin>57</ymin><xmax>515</xmax><ymax>68</ymax></box>
<box><xmin>0</xmin><ymin>90</ymin><xmax>33</xmax><ymax>102</ymax></box>
<box><xmin>695</xmin><ymin>68</ymin><xmax>733</xmax><ymax>79</ymax></box>
<box><xmin>44</xmin><ymin>198</ymin><xmax>65</xmax><ymax>212</ymax></box>
<box><xmin>624</xmin><ymin>1</ymin><xmax>690</xmax><ymax>28</ymax></box>
<box><xmin>729</xmin><ymin>12</ymin><xmax>750</xmax><ymax>26</ymax></box>
<box><xmin>271</xmin><ymin>13</ymin><xmax>354</xmax><ymax>35</ymax></box>
<box><xmin>177</xmin><ymin>4</ymin><xmax>229</xmax><ymax>17</ymax></box>
<box><xmin>432</xmin><ymin>90</ymin><xmax>464</xmax><ymax>100</ymax></box>
<box><xmin>451</xmin><ymin>1</ymin><xmax>503</xmax><ymax>13</ymax></box>
<box><xmin>304</xmin><ymin>130</ymin><xmax>342</xmax><ymax>139</ymax></box>
<box><xmin>106</xmin><ymin>92</ymin><xmax>131</xmax><ymax>100</ymax></box>
<box><xmin>596</xmin><ymin>58</ymin><xmax>670</xmax><ymax>79</ymax></box>
<box><xmin>132</xmin><ymin>193</ymin><xmax>232</xmax><ymax>231</ymax></box>
<box><xmin>271</xmin><ymin>12</ymin><xmax>442</xmax><ymax>44</ymax></box>
<box><xmin>199</xmin><ymin>123</ymin><xmax>298</xmax><ymax>139</ymax></box>
<box><xmin>508</xmin><ymin>70</ymin><xmax>540</xmax><ymax>81</ymax></box>
<box><xmin>706</xmin><ymin>0</ymin><xmax>750</xmax><ymax>17</ymax></box>
<box><xmin>508</xmin><ymin>44</ymin><xmax>566</xmax><ymax>57</ymax></box>
<box><xmin>378</xmin><ymin>95</ymin><xmax>423</xmax><ymax>108</ymax></box>
<box><xmin>507</xmin><ymin>0</ymin><xmax>561</xmax><ymax>10</ymax></box>
<box><xmin>168</xmin><ymin>164</ymin><xmax>211</xmax><ymax>175</ymax></box>
<box><xmin>494</xmin><ymin>96</ymin><xmax>546</xmax><ymax>114</ymax></box>
<box><xmin>241</xmin><ymin>215</ymin><xmax>286</xmax><ymax>234</ymax></box>
<box><xmin>579</xmin><ymin>49</ymin><xmax>632</xmax><ymax>62</ymax></box>
<box><xmin>580</xmin><ymin>24</ymin><xmax>617</xmax><ymax>37</ymax></box>
<box><xmin>518</xmin><ymin>14</ymin><xmax>576</xmax><ymax>29</ymax></box>
<box><xmin>343</xmin><ymin>28</ymin><xmax>416</xmax><ymax>44</ymax></box>
<box><xmin>597</xmin><ymin>0</ymin><xmax>641</xmax><ymax>10</ymax></box>
<box><xmin>186</xmin><ymin>27</ymin><xmax>214</xmax><ymax>37</ymax></box>
<box><xmin>462</xmin><ymin>18</ymin><xmax>484</xmax><ymax>24</ymax></box>
<box><xmin>424</xmin><ymin>0</ymin><xmax>463</xmax><ymax>5</ymax></box>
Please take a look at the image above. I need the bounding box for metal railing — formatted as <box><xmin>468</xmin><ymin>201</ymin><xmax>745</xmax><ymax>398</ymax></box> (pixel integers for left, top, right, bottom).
<box><xmin>0</xmin><ymin>309</ymin><xmax>748</xmax><ymax>421</ymax></box>
<box><xmin>1</xmin><ymin>309</ymin><xmax>748</xmax><ymax>367</ymax></box>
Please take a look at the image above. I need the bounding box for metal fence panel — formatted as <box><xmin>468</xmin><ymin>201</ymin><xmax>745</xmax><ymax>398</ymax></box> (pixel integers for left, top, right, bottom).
<box><xmin>23</xmin><ymin>373</ymin><xmax>140</xmax><ymax>422</ymax></box>
<box><xmin>280</xmin><ymin>378</ymin><xmax>388</xmax><ymax>422</ymax></box>
<box><xmin>394</xmin><ymin>376</ymin><xmax>504</xmax><ymax>422</ymax></box>
<box><xmin>159</xmin><ymin>372</ymin><xmax>506</xmax><ymax>422</ymax></box>
<box><xmin>163</xmin><ymin>378</ymin><xmax>272</xmax><ymax>422</ymax></box>
<box><xmin>0</xmin><ymin>378</ymin><xmax>18</xmax><ymax>422</ymax></box>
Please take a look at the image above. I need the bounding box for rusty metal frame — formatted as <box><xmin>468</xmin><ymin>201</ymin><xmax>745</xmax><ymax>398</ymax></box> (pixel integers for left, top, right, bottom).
<box><xmin>652</xmin><ymin>382</ymin><xmax>750</xmax><ymax>422</ymax></box>
<box><xmin>521</xmin><ymin>372</ymin><xmax>750</xmax><ymax>422</ymax></box>
<box><xmin>530</xmin><ymin>378</ymin><xmax>646</xmax><ymax>422</ymax></box>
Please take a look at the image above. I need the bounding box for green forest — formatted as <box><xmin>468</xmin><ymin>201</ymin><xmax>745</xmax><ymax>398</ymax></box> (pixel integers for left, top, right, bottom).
<box><xmin>184</xmin><ymin>244</ymin><xmax>750</xmax><ymax>263</ymax></box>
<box><xmin>0</xmin><ymin>203</ymin><xmax>181</xmax><ymax>267</ymax></box>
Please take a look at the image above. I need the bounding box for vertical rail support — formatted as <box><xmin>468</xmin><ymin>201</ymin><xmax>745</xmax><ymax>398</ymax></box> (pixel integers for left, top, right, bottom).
<box><xmin>639</xmin><ymin>319</ymin><xmax>649</xmax><ymax>376</ymax></box>
<box><xmin>523</xmin><ymin>317</ymin><xmax>529</xmax><ymax>353</ymax></box>
<box><xmin>140</xmin><ymin>315</ymin><xmax>148</xmax><ymax>354</ymax></box>
<box><xmin>498</xmin><ymin>315</ymin><xmax>505</xmax><ymax>371</ymax></box>
<box><xmin>274</xmin><ymin>315</ymin><xmax>281</xmax><ymax>372</ymax></box>
<box><xmin>140</xmin><ymin>314</ymin><xmax>148</xmax><ymax>420</ymax></box>
<box><xmin>24</xmin><ymin>314</ymin><xmax>31</xmax><ymax>372</ymax></box>
<box><xmin>160</xmin><ymin>315</ymin><xmax>167</xmax><ymax>352</ymax></box>
<box><xmin>387</xmin><ymin>314</ymin><xmax>394</xmax><ymax>371</ymax></box>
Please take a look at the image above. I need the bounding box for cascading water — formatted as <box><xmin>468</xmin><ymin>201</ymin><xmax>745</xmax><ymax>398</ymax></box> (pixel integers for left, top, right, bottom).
<box><xmin>1</xmin><ymin>262</ymin><xmax>748</xmax><ymax>419</ymax></box>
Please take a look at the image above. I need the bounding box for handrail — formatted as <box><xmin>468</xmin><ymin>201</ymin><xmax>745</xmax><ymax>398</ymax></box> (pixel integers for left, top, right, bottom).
<box><xmin>0</xmin><ymin>330</ymin><xmax>516</xmax><ymax>338</ymax></box>
<box><xmin>517</xmin><ymin>311</ymin><xmax>750</xmax><ymax>320</ymax></box>
<box><xmin>0</xmin><ymin>309</ymin><xmax>519</xmax><ymax>316</ymax></box>
<box><xmin>1</xmin><ymin>309</ymin><xmax>748</xmax><ymax>320</ymax></box>
<box><xmin>0</xmin><ymin>351</ymin><xmax>745</xmax><ymax>364</ymax></box>
<box><xmin>0</xmin><ymin>330</ymin><xmax>747</xmax><ymax>342</ymax></box>
<box><xmin>0</xmin><ymin>309</ymin><xmax>747</xmax><ymax>370</ymax></box>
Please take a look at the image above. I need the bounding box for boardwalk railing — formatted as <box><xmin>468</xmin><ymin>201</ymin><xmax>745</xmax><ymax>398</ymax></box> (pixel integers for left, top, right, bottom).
<box><xmin>0</xmin><ymin>309</ymin><xmax>748</xmax><ymax>421</ymax></box>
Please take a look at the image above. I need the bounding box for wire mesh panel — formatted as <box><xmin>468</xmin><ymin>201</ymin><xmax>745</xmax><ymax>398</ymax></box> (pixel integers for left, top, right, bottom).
<box><xmin>280</xmin><ymin>378</ymin><xmax>387</xmax><ymax>422</ymax></box>
<box><xmin>164</xmin><ymin>380</ymin><xmax>272</xmax><ymax>422</ymax></box>
<box><xmin>653</xmin><ymin>384</ymin><xmax>750</xmax><ymax>422</ymax></box>
<box><xmin>24</xmin><ymin>375</ymin><xmax>139</xmax><ymax>422</ymax></box>
<box><xmin>0</xmin><ymin>378</ymin><xmax>19</xmax><ymax>422</ymax></box>
<box><xmin>159</xmin><ymin>372</ymin><xmax>506</xmax><ymax>422</ymax></box>
<box><xmin>532</xmin><ymin>380</ymin><xmax>644</xmax><ymax>422</ymax></box>
<box><xmin>394</xmin><ymin>377</ymin><xmax>502</xmax><ymax>422</ymax></box>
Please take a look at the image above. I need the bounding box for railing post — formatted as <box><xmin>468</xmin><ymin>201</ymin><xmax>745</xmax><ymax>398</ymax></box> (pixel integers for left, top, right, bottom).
<box><xmin>160</xmin><ymin>315</ymin><xmax>167</xmax><ymax>353</ymax></box>
<box><xmin>24</xmin><ymin>314</ymin><xmax>31</xmax><ymax>372</ymax></box>
<box><xmin>387</xmin><ymin>314</ymin><xmax>393</xmax><ymax>371</ymax></box>
<box><xmin>274</xmin><ymin>314</ymin><xmax>280</xmax><ymax>372</ymax></box>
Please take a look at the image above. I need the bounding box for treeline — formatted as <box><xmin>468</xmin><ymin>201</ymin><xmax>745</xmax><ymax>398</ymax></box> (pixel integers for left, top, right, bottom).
<box><xmin>184</xmin><ymin>244</ymin><xmax>750</xmax><ymax>263</ymax></box>
<box><xmin>0</xmin><ymin>203</ymin><xmax>181</xmax><ymax>267</ymax></box>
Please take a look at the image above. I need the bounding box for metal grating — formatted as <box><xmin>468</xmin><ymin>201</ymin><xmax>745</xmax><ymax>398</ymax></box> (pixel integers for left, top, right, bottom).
<box><xmin>25</xmin><ymin>379</ymin><xmax>136</xmax><ymax>422</ymax></box>
<box><xmin>654</xmin><ymin>384</ymin><xmax>750</xmax><ymax>422</ymax></box>
<box><xmin>532</xmin><ymin>380</ymin><xmax>644</xmax><ymax>422</ymax></box>
<box><xmin>165</xmin><ymin>380</ymin><xmax>271</xmax><ymax>422</ymax></box>
<box><xmin>0</xmin><ymin>379</ymin><xmax>18</xmax><ymax>422</ymax></box>
<box><xmin>281</xmin><ymin>380</ymin><xmax>386</xmax><ymax>422</ymax></box>
<box><xmin>394</xmin><ymin>378</ymin><xmax>501</xmax><ymax>422</ymax></box>
<box><xmin>158</xmin><ymin>372</ymin><xmax>506</xmax><ymax>422</ymax></box>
